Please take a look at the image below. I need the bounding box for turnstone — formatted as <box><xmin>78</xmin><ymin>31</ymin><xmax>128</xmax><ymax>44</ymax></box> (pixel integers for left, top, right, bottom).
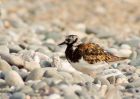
<box><xmin>59</xmin><ymin>35</ymin><xmax>127</xmax><ymax>76</ymax></box>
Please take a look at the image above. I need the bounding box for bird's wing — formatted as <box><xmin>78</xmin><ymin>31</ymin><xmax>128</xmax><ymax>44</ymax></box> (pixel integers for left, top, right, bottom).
<box><xmin>77</xmin><ymin>43</ymin><xmax>125</xmax><ymax>64</ymax></box>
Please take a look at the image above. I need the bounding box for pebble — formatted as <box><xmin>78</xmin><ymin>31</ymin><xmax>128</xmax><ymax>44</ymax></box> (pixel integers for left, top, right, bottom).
<box><xmin>51</xmin><ymin>55</ymin><xmax>62</xmax><ymax>69</ymax></box>
<box><xmin>131</xmin><ymin>58</ymin><xmax>140</xmax><ymax>66</ymax></box>
<box><xmin>18</xmin><ymin>69</ymin><xmax>29</xmax><ymax>80</ymax></box>
<box><xmin>4</xmin><ymin>70</ymin><xmax>24</xmax><ymax>87</ymax></box>
<box><xmin>101</xmin><ymin>69</ymin><xmax>123</xmax><ymax>78</ymax></box>
<box><xmin>105</xmin><ymin>85</ymin><xmax>122</xmax><ymax>99</ymax></box>
<box><xmin>45</xmin><ymin>32</ymin><xmax>63</xmax><ymax>41</ymax></box>
<box><xmin>63</xmin><ymin>90</ymin><xmax>79</xmax><ymax>99</ymax></box>
<box><xmin>124</xmin><ymin>79</ymin><xmax>140</xmax><ymax>89</ymax></box>
<box><xmin>40</xmin><ymin>60</ymin><xmax>52</xmax><ymax>67</ymax></box>
<box><xmin>31</xmin><ymin>81</ymin><xmax>48</xmax><ymax>91</ymax></box>
<box><xmin>116</xmin><ymin>76</ymin><xmax>128</xmax><ymax>84</ymax></box>
<box><xmin>124</xmin><ymin>38</ymin><xmax>140</xmax><ymax>48</ymax></box>
<box><xmin>118</xmin><ymin>49</ymin><xmax>132</xmax><ymax>57</ymax></box>
<box><xmin>10</xmin><ymin>92</ymin><xmax>26</xmax><ymax>99</ymax></box>
<box><xmin>58</xmin><ymin>71</ymin><xmax>73</xmax><ymax>83</ymax></box>
<box><xmin>59</xmin><ymin>61</ymin><xmax>77</xmax><ymax>72</ymax></box>
<box><xmin>91</xmin><ymin>27</ymin><xmax>116</xmax><ymax>38</ymax></box>
<box><xmin>0</xmin><ymin>58</ymin><xmax>12</xmax><ymax>72</ymax></box>
<box><xmin>120</xmin><ymin>44</ymin><xmax>131</xmax><ymax>50</ymax></box>
<box><xmin>0</xmin><ymin>45</ymin><xmax>9</xmax><ymax>53</ymax></box>
<box><xmin>20</xmin><ymin>85</ymin><xmax>34</xmax><ymax>94</ymax></box>
<box><xmin>0</xmin><ymin>71</ymin><xmax>5</xmax><ymax>79</ymax></box>
<box><xmin>0</xmin><ymin>93</ymin><xmax>10</xmax><ymax>99</ymax></box>
<box><xmin>99</xmin><ymin>85</ymin><xmax>108</xmax><ymax>97</ymax></box>
<box><xmin>0</xmin><ymin>79</ymin><xmax>7</xmax><ymax>88</ymax></box>
<box><xmin>8</xmin><ymin>44</ymin><xmax>22</xmax><ymax>53</ymax></box>
<box><xmin>74</xmin><ymin>23</ymin><xmax>86</xmax><ymax>32</ymax></box>
<box><xmin>11</xmin><ymin>66</ymin><xmax>19</xmax><ymax>71</ymax></box>
<box><xmin>71</xmin><ymin>72</ymin><xmax>85</xmax><ymax>83</ymax></box>
<box><xmin>26</xmin><ymin>68</ymin><xmax>46</xmax><ymax>81</ymax></box>
<box><xmin>43</xmin><ymin>68</ymin><xmax>63</xmax><ymax>80</ymax></box>
<box><xmin>47</xmin><ymin>94</ymin><xmax>61</xmax><ymax>99</ymax></box>
<box><xmin>24</xmin><ymin>61</ymin><xmax>41</xmax><ymax>71</ymax></box>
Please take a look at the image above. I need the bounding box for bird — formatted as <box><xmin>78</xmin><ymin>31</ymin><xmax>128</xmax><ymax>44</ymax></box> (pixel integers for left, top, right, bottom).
<box><xmin>59</xmin><ymin>35</ymin><xmax>127</xmax><ymax>76</ymax></box>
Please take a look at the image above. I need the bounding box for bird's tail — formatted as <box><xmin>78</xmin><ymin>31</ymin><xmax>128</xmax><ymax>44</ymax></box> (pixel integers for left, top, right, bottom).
<box><xmin>105</xmin><ymin>52</ymin><xmax>127</xmax><ymax>62</ymax></box>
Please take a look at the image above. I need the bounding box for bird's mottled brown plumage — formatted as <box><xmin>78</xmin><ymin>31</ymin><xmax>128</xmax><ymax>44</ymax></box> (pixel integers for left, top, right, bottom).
<box><xmin>66</xmin><ymin>43</ymin><xmax>126</xmax><ymax>64</ymax></box>
<box><xmin>59</xmin><ymin>35</ymin><xmax>126</xmax><ymax>65</ymax></box>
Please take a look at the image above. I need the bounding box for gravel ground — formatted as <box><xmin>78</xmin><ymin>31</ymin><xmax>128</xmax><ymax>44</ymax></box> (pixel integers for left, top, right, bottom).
<box><xmin>0</xmin><ymin>0</ymin><xmax>140</xmax><ymax>99</ymax></box>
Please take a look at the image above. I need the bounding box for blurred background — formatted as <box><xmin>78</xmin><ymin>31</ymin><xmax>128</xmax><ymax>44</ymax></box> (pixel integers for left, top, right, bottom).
<box><xmin>1</xmin><ymin>0</ymin><xmax>140</xmax><ymax>39</ymax></box>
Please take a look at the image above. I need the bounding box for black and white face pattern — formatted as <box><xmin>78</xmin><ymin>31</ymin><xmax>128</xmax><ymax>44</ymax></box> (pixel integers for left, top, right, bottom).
<box><xmin>65</xmin><ymin>35</ymin><xmax>79</xmax><ymax>45</ymax></box>
<box><xmin>59</xmin><ymin>35</ymin><xmax>80</xmax><ymax>46</ymax></box>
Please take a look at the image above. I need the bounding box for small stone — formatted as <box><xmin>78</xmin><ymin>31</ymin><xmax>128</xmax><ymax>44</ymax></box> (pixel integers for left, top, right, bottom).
<box><xmin>94</xmin><ymin>76</ymin><xmax>110</xmax><ymax>86</ymax></box>
<box><xmin>26</xmin><ymin>68</ymin><xmax>46</xmax><ymax>81</ymax></box>
<box><xmin>120</xmin><ymin>44</ymin><xmax>131</xmax><ymax>50</ymax></box>
<box><xmin>40</xmin><ymin>60</ymin><xmax>51</xmax><ymax>67</ymax></box>
<box><xmin>118</xmin><ymin>49</ymin><xmax>132</xmax><ymax>57</ymax></box>
<box><xmin>4</xmin><ymin>70</ymin><xmax>24</xmax><ymax>87</ymax></box>
<box><xmin>63</xmin><ymin>89</ymin><xmax>79</xmax><ymax>99</ymax></box>
<box><xmin>8</xmin><ymin>44</ymin><xmax>22</xmax><ymax>53</ymax></box>
<box><xmin>71</xmin><ymin>72</ymin><xmax>85</xmax><ymax>83</ymax></box>
<box><xmin>18</xmin><ymin>69</ymin><xmax>29</xmax><ymax>80</ymax></box>
<box><xmin>44</xmin><ymin>43</ymin><xmax>61</xmax><ymax>52</ymax></box>
<box><xmin>105</xmin><ymin>85</ymin><xmax>122</xmax><ymax>99</ymax></box>
<box><xmin>116</xmin><ymin>76</ymin><xmax>128</xmax><ymax>84</ymax></box>
<box><xmin>32</xmin><ymin>81</ymin><xmax>48</xmax><ymax>91</ymax></box>
<box><xmin>0</xmin><ymin>79</ymin><xmax>7</xmax><ymax>88</ymax></box>
<box><xmin>0</xmin><ymin>71</ymin><xmax>5</xmax><ymax>79</ymax></box>
<box><xmin>131</xmin><ymin>58</ymin><xmax>140</xmax><ymax>66</ymax></box>
<box><xmin>47</xmin><ymin>94</ymin><xmax>61</xmax><ymax>99</ymax></box>
<box><xmin>92</xmin><ymin>27</ymin><xmax>116</xmax><ymax>38</ymax></box>
<box><xmin>101</xmin><ymin>69</ymin><xmax>123</xmax><ymax>78</ymax></box>
<box><xmin>59</xmin><ymin>61</ymin><xmax>77</xmax><ymax>72</ymax></box>
<box><xmin>128</xmin><ymin>73</ymin><xmax>139</xmax><ymax>82</ymax></box>
<box><xmin>127</xmin><ymin>87</ymin><xmax>140</xmax><ymax>94</ymax></box>
<box><xmin>11</xmin><ymin>66</ymin><xmax>19</xmax><ymax>71</ymax></box>
<box><xmin>80</xmin><ymin>73</ymin><xmax>94</xmax><ymax>83</ymax></box>
<box><xmin>58</xmin><ymin>71</ymin><xmax>73</xmax><ymax>82</ymax></box>
<box><xmin>43</xmin><ymin>68</ymin><xmax>62</xmax><ymax>79</ymax></box>
<box><xmin>24</xmin><ymin>61</ymin><xmax>41</xmax><ymax>71</ymax></box>
<box><xmin>0</xmin><ymin>36</ymin><xmax>9</xmax><ymax>45</ymax></box>
<box><xmin>21</xmin><ymin>86</ymin><xmax>33</xmax><ymax>94</ymax></box>
<box><xmin>123</xmin><ymin>38</ymin><xmax>140</xmax><ymax>48</ymax></box>
<box><xmin>135</xmin><ymin>68</ymin><xmax>140</xmax><ymax>75</ymax></box>
<box><xmin>0</xmin><ymin>93</ymin><xmax>10</xmax><ymax>99</ymax></box>
<box><xmin>46</xmin><ymin>38</ymin><xmax>56</xmax><ymax>44</ymax></box>
<box><xmin>107</xmin><ymin>48</ymin><xmax>118</xmax><ymax>56</ymax></box>
<box><xmin>99</xmin><ymin>85</ymin><xmax>108</xmax><ymax>97</ymax></box>
<box><xmin>45</xmin><ymin>32</ymin><xmax>63</xmax><ymax>41</ymax></box>
<box><xmin>0</xmin><ymin>45</ymin><xmax>9</xmax><ymax>53</ymax></box>
<box><xmin>51</xmin><ymin>55</ymin><xmax>62</xmax><ymax>69</ymax></box>
<box><xmin>10</xmin><ymin>92</ymin><xmax>26</xmax><ymax>99</ymax></box>
<box><xmin>74</xmin><ymin>23</ymin><xmax>86</xmax><ymax>32</ymax></box>
<box><xmin>0</xmin><ymin>58</ymin><xmax>12</xmax><ymax>72</ymax></box>
<box><xmin>125</xmin><ymin>79</ymin><xmax>140</xmax><ymax>88</ymax></box>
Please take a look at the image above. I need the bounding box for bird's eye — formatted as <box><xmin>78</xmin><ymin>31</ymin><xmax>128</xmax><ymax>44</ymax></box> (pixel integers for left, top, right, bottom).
<box><xmin>66</xmin><ymin>39</ymin><xmax>70</xmax><ymax>42</ymax></box>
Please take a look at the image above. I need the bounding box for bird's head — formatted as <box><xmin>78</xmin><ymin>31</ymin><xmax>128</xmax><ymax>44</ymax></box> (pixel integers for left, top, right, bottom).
<box><xmin>59</xmin><ymin>35</ymin><xmax>80</xmax><ymax>46</ymax></box>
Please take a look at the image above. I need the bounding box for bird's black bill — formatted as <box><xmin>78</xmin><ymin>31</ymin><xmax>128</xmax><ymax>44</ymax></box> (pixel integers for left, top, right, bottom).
<box><xmin>58</xmin><ymin>41</ymin><xmax>66</xmax><ymax>46</ymax></box>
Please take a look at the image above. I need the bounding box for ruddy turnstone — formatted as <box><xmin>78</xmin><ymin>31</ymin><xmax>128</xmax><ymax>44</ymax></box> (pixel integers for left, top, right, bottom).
<box><xmin>59</xmin><ymin>35</ymin><xmax>127</xmax><ymax>76</ymax></box>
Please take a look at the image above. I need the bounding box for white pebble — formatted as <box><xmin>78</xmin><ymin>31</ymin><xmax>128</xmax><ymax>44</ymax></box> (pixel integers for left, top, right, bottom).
<box><xmin>120</xmin><ymin>44</ymin><xmax>131</xmax><ymax>50</ymax></box>
<box><xmin>118</xmin><ymin>49</ymin><xmax>132</xmax><ymax>57</ymax></box>
<box><xmin>4</xmin><ymin>70</ymin><xmax>24</xmax><ymax>87</ymax></box>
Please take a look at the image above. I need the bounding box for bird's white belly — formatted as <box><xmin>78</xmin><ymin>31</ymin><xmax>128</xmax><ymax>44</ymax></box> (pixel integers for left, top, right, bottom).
<box><xmin>69</xmin><ymin>58</ymin><xmax>109</xmax><ymax>71</ymax></box>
